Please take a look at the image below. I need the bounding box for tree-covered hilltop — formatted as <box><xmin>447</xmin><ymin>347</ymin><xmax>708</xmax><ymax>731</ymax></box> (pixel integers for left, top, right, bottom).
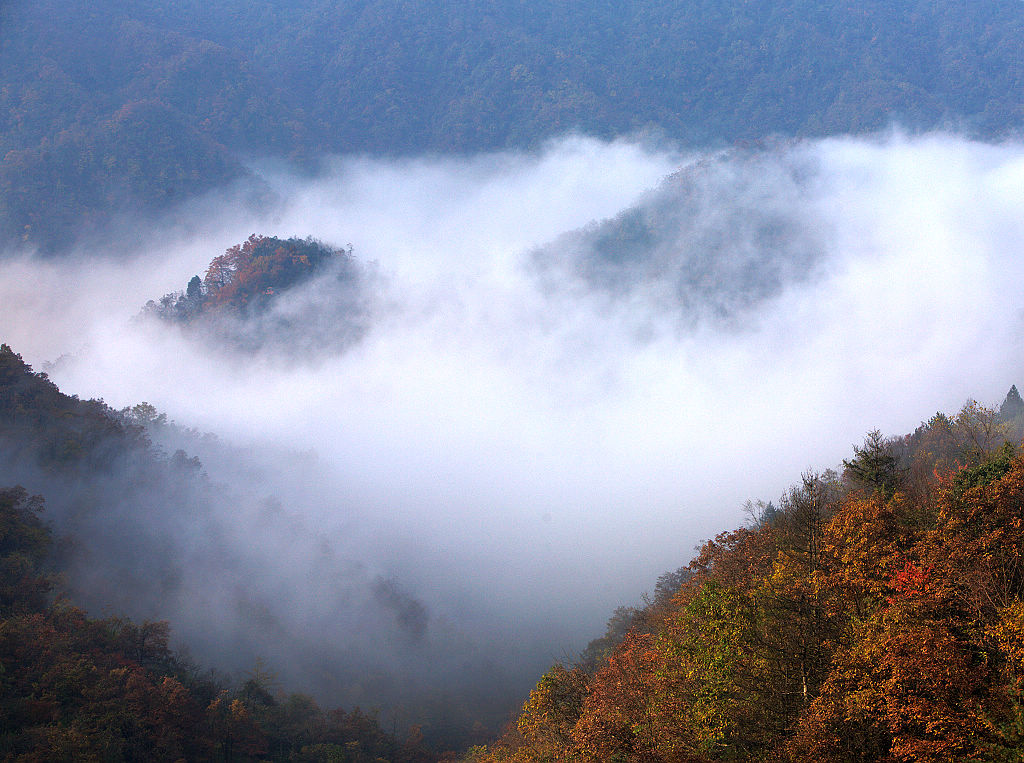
<box><xmin>144</xmin><ymin>234</ymin><xmax>353</xmax><ymax>321</ymax></box>
<box><xmin>2</xmin><ymin>0</ymin><xmax>1022</xmax><ymax>251</ymax></box>
<box><xmin>142</xmin><ymin>234</ymin><xmax>368</xmax><ymax>355</ymax></box>
<box><xmin>469</xmin><ymin>393</ymin><xmax>1024</xmax><ymax>762</ymax></box>
<box><xmin>531</xmin><ymin>146</ymin><xmax>827</xmax><ymax>329</ymax></box>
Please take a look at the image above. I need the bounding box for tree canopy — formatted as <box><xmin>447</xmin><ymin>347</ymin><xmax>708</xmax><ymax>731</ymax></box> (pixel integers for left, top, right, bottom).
<box><xmin>2</xmin><ymin>0</ymin><xmax>1022</xmax><ymax>251</ymax></box>
<box><xmin>471</xmin><ymin>398</ymin><xmax>1024</xmax><ymax>762</ymax></box>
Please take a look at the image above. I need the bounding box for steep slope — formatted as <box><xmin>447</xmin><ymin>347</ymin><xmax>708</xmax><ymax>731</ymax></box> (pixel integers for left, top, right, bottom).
<box><xmin>473</xmin><ymin>395</ymin><xmax>1024</xmax><ymax>761</ymax></box>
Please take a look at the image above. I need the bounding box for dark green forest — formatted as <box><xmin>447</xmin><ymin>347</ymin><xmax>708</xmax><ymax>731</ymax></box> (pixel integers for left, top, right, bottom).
<box><xmin>2</xmin><ymin>0</ymin><xmax>1022</xmax><ymax>251</ymax></box>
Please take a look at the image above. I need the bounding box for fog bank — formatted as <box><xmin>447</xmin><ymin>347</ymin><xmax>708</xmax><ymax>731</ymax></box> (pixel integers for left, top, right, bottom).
<box><xmin>2</xmin><ymin>132</ymin><xmax>1024</xmax><ymax>734</ymax></box>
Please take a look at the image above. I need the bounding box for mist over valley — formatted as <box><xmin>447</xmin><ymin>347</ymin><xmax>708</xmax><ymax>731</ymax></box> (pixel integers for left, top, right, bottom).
<box><xmin>2</xmin><ymin>0</ymin><xmax>1024</xmax><ymax>757</ymax></box>
<box><xmin>4</xmin><ymin>133</ymin><xmax>1024</xmax><ymax>746</ymax></box>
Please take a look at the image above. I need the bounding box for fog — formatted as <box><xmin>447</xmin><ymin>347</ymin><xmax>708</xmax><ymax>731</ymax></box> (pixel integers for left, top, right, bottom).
<box><xmin>2</xmin><ymin>132</ymin><xmax>1024</xmax><ymax>737</ymax></box>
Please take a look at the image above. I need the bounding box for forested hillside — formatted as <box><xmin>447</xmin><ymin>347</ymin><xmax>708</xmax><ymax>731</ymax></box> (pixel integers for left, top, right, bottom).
<box><xmin>0</xmin><ymin>344</ymin><xmax>440</xmax><ymax>760</ymax></box>
<box><xmin>532</xmin><ymin>147</ymin><xmax>826</xmax><ymax>328</ymax></box>
<box><xmin>3</xmin><ymin>0</ymin><xmax>1024</xmax><ymax>757</ymax></box>
<box><xmin>2</xmin><ymin>0</ymin><xmax>1021</xmax><ymax>251</ymax></box>
<box><xmin>0</xmin><ymin>329</ymin><xmax>540</xmax><ymax>754</ymax></box>
<box><xmin>468</xmin><ymin>393</ymin><xmax>1024</xmax><ymax>761</ymax></box>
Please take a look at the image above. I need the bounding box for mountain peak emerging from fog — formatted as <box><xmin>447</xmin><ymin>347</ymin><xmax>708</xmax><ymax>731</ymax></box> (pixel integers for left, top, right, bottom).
<box><xmin>141</xmin><ymin>234</ymin><xmax>370</xmax><ymax>357</ymax></box>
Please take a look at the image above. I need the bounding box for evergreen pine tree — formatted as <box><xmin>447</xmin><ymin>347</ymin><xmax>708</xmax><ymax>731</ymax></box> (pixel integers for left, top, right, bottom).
<box><xmin>999</xmin><ymin>384</ymin><xmax>1024</xmax><ymax>420</ymax></box>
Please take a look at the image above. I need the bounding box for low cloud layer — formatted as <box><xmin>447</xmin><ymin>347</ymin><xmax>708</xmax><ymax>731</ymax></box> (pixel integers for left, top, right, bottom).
<box><xmin>2</xmin><ymin>132</ymin><xmax>1024</xmax><ymax>734</ymax></box>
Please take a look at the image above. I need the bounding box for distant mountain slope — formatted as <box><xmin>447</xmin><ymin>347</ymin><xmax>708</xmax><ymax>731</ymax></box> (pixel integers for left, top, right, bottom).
<box><xmin>1</xmin><ymin>0</ymin><xmax>1022</xmax><ymax>252</ymax></box>
<box><xmin>530</xmin><ymin>146</ymin><xmax>827</xmax><ymax>328</ymax></box>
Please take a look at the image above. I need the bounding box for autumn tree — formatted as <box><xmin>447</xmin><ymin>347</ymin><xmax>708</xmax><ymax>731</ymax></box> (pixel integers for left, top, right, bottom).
<box><xmin>474</xmin><ymin>395</ymin><xmax>1024</xmax><ymax>763</ymax></box>
<box><xmin>572</xmin><ymin>631</ymin><xmax>698</xmax><ymax>762</ymax></box>
<box><xmin>516</xmin><ymin>664</ymin><xmax>589</xmax><ymax>760</ymax></box>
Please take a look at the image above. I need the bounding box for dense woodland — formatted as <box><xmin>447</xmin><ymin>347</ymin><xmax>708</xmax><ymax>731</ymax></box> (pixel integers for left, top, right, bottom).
<box><xmin>1</xmin><ymin>0</ymin><xmax>1022</xmax><ymax>251</ymax></box>
<box><xmin>9</xmin><ymin>335</ymin><xmax>1024</xmax><ymax>759</ymax></box>
<box><xmin>0</xmin><ymin>344</ymin><xmax>438</xmax><ymax>760</ymax></box>
<box><xmin>466</xmin><ymin>392</ymin><xmax>1024</xmax><ymax>761</ymax></box>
